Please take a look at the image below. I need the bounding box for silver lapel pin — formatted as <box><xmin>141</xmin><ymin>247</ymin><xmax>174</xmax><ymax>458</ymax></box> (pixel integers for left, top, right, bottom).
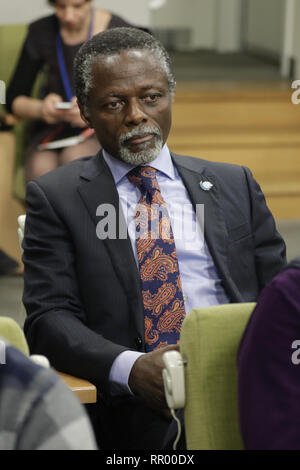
<box><xmin>199</xmin><ymin>180</ymin><xmax>213</xmax><ymax>191</ymax></box>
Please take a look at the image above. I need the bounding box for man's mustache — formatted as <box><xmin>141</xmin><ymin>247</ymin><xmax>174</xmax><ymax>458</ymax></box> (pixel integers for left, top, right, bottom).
<box><xmin>119</xmin><ymin>126</ymin><xmax>161</xmax><ymax>145</ymax></box>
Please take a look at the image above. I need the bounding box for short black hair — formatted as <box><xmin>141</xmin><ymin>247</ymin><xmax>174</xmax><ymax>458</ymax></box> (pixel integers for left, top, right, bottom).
<box><xmin>73</xmin><ymin>27</ymin><xmax>176</xmax><ymax>116</ymax></box>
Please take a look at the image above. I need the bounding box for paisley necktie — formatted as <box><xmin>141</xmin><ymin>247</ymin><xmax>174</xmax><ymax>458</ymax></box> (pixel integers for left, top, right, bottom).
<box><xmin>127</xmin><ymin>166</ymin><xmax>186</xmax><ymax>351</ymax></box>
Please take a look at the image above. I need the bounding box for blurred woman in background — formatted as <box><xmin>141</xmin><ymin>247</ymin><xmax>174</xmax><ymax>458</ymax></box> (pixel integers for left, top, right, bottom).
<box><xmin>6</xmin><ymin>0</ymin><xmax>138</xmax><ymax>181</ymax></box>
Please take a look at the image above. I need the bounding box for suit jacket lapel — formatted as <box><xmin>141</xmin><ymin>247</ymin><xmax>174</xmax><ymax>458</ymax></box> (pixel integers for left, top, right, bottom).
<box><xmin>77</xmin><ymin>152</ymin><xmax>144</xmax><ymax>331</ymax></box>
<box><xmin>172</xmin><ymin>153</ymin><xmax>242</xmax><ymax>302</ymax></box>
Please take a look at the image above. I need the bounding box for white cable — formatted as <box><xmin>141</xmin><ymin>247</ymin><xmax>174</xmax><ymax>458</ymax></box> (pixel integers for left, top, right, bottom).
<box><xmin>170</xmin><ymin>408</ymin><xmax>182</xmax><ymax>450</ymax></box>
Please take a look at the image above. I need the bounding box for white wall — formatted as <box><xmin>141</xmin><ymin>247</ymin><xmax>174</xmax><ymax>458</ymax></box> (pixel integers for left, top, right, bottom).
<box><xmin>292</xmin><ymin>0</ymin><xmax>300</xmax><ymax>78</ymax></box>
<box><xmin>0</xmin><ymin>0</ymin><xmax>51</xmax><ymax>24</ymax></box>
<box><xmin>94</xmin><ymin>0</ymin><xmax>150</xmax><ymax>26</ymax></box>
<box><xmin>2</xmin><ymin>0</ymin><xmax>298</xmax><ymax>63</ymax></box>
<box><xmin>0</xmin><ymin>0</ymin><xmax>150</xmax><ymax>26</ymax></box>
<box><xmin>215</xmin><ymin>0</ymin><xmax>243</xmax><ymax>52</ymax></box>
<box><xmin>244</xmin><ymin>0</ymin><xmax>285</xmax><ymax>56</ymax></box>
<box><xmin>150</xmin><ymin>0</ymin><xmax>243</xmax><ymax>51</ymax></box>
<box><xmin>150</xmin><ymin>0</ymin><xmax>217</xmax><ymax>49</ymax></box>
<box><xmin>191</xmin><ymin>0</ymin><xmax>218</xmax><ymax>49</ymax></box>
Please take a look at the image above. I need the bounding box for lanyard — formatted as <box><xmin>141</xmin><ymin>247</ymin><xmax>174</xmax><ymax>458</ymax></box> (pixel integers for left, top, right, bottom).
<box><xmin>56</xmin><ymin>8</ymin><xmax>95</xmax><ymax>101</ymax></box>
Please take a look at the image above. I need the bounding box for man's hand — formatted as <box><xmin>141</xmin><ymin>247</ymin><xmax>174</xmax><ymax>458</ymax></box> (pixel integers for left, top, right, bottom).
<box><xmin>128</xmin><ymin>344</ymin><xmax>180</xmax><ymax>420</ymax></box>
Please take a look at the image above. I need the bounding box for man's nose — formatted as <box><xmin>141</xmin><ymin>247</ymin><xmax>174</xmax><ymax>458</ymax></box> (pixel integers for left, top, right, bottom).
<box><xmin>125</xmin><ymin>99</ymin><xmax>148</xmax><ymax>127</ymax></box>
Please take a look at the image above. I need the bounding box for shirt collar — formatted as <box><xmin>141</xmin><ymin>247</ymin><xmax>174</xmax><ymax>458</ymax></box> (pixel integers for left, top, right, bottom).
<box><xmin>102</xmin><ymin>144</ymin><xmax>176</xmax><ymax>185</ymax></box>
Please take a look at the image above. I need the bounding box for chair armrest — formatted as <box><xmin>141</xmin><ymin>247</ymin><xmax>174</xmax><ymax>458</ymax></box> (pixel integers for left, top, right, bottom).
<box><xmin>57</xmin><ymin>371</ymin><xmax>97</xmax><ymax>404</ymax></box>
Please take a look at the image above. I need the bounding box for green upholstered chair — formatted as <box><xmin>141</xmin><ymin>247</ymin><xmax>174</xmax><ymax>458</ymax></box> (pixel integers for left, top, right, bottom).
<box><xmin>0</xmin><ymin>23</ymin><xmax>42</xmax><ymax>202</ymax></box>
<box><xmin>0</xmin><ymin>315</ymin><xmax>97</xmax><ymax>403</ymax></box>
<box><xmin>0</xmin><ymin>316</ymin><xmax>51</xmax><ymax>368</ymax></box>
<box><xmin>0</xmin><ymin>24</ymin><xmax>27</xmax><ymax>201</ymax></box>
<box><xmin>0</xmin><ymin>24</ymin><xmax>47</xmax><ymax>268</ymax></box>
<box><xmin>0</xmin><ymin>25</ymin><xmax>27</xmax><ymax>87</ymax></box>
<box><xmin>0</xmin><ymin>316</ymin><xmax>29</xmax><ymax>356</ymax></box>
<box><xmin>180</xmin><ymin>302</ymin><xmax>256</xmax><ymax>450</ymax></box>
<box><xmin>0</xmin><ymin>24</ymin><xmax>30</xmax><ymax>266</ymax></box>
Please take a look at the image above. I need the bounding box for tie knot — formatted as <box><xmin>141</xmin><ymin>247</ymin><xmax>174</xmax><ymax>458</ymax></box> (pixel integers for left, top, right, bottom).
<box><xmin>127</xmin><ymin>166</ymin><xmax>160</xmax><ymax>197</ymax></box>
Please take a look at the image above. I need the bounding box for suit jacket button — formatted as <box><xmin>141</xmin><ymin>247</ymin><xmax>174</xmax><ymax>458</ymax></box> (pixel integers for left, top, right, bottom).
<box><xmin>135</xmin><ymin>336</ymin><xmax>143</xmax><ymax>350</ymax></box>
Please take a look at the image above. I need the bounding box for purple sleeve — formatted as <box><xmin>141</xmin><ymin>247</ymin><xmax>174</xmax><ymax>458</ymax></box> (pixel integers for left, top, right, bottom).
<box><xmin>238</xmin><ymin>267</ymin><xmax>300</xmax><ymax>449</ymax></box>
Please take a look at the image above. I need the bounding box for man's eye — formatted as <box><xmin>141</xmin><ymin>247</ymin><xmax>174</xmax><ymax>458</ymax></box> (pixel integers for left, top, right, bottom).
<box><xmin>143</xmin><ymin>94</ymin><xmax>160</xmax><ymax>103</ymax></box>
<box><xmin>106</xmin><ymin>101</ymin><xmax>123</xmax><ymax>110</ymax></box>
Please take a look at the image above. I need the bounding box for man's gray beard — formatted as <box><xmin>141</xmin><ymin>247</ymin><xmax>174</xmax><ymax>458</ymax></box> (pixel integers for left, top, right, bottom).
<box><xmin>118</xmin><ymin>126</ymin><xmax>163</xmax><ymax>165</ymax></box>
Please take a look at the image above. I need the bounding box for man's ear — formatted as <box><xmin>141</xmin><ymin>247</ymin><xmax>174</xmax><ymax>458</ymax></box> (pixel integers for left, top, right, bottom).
<box><xmin>171</xmin><ymin>82</ymin><xmax>176</xmax><ymax>104</ymax></box>
<box><xmin>78</xmin><ymin>100</ymin><xmax>93</xmax><ymax>129</ymax></box>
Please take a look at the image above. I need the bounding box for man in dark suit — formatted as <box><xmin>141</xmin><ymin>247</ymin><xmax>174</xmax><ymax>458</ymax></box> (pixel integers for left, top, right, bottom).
<box><xmin>23</xmin><ymin>27</ymin><xmax>286</xmax><ymax>449</ymax></box>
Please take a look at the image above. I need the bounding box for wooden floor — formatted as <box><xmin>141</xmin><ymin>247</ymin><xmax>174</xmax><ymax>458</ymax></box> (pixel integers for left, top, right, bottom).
<box><xmin>169</xmin><ymin>83</ymin><xmax>300</xmax><ymax>219</ymax></box>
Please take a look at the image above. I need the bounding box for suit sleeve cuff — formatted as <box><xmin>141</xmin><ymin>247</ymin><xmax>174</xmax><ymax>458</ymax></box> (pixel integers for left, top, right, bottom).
<box><xmin>109</xmin><ymin>350</ymin><xmax>145</xmax><ymax>396</ymax></box>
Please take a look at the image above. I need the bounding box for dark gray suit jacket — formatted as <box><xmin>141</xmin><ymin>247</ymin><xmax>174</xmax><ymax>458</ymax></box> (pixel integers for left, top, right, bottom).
<box><xmin>23</xmin><ymin>151</ymin><xmax>286</xmax><ymax>393</ymax></box>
